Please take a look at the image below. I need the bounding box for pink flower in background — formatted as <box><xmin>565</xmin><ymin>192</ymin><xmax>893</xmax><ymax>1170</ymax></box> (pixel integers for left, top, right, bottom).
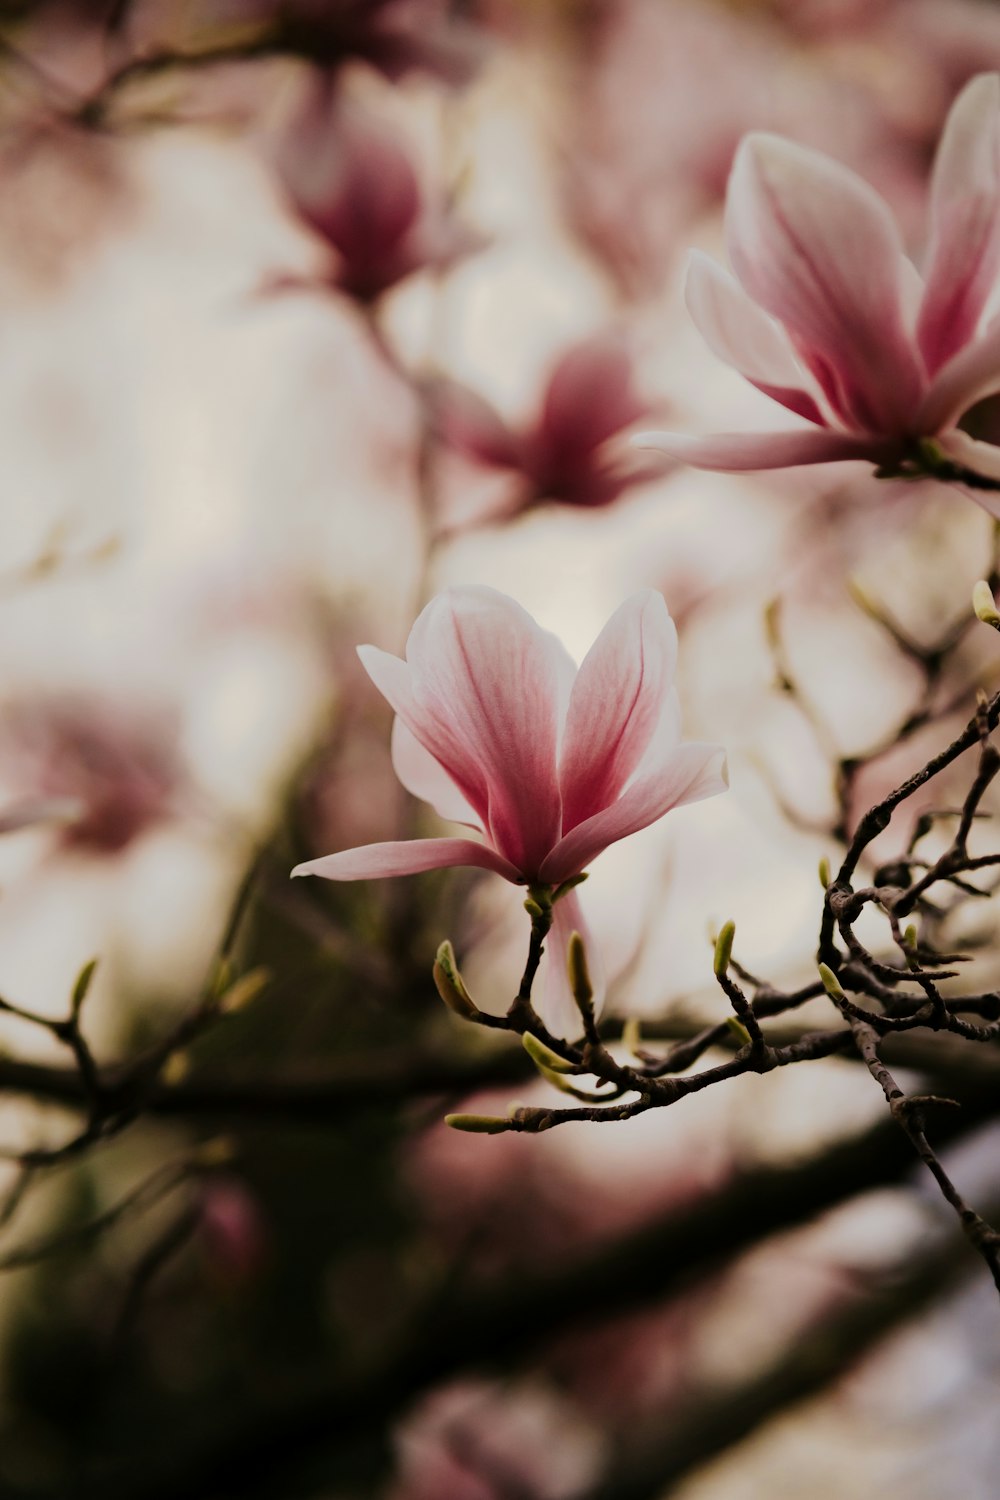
<box><xmin>389</xmin><ymin>1378</ymin><xmax>603</xmax><ymax>1500</ymax></box>
<box><xmin>636</xmin><ymin>73</ymin><xmax>1000</xmax><ymax>504</ymax></box>
<box><xmin>0</xmin><ymin>697</ymin><xmax>180</xmax><ymax>856</ymax></box>
<box><xmin>433</xmin><ymin>333</ymin><xmax>668</xmax><ymax>512</ymax></box>
<box><xmin>198</xmin><ymin>1178</ymin><xmax>269</xmax><ymax>1287</ymax></box>
<box><xmin>293</xmin><ymin>587</ymin><xmax>726</xmax><ymax>1035</ymax></box>
<box><xmin>273</xmin><ymin>78</ymin><xmax>481</xmax><ymax>303</ymax></box>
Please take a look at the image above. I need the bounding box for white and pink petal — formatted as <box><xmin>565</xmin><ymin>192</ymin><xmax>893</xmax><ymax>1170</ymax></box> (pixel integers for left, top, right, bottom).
<box><xmin>539</xmin><ymin>741</ymin><xmax>728</xmax><ymax>886</ymax></box>
<box><xmin>291</xmin><ymin>837</ymin><xmax>522</xmax><ymax>883</ymax></box>
<box><xmin>631</xmin><ymin>426</ymin><xmax>894</xmax><ymax>472</ymax></box>
<box><xmin>405</xmin><ymin>588</ymin><xmax>566</xmax><ymax>877</ymax></box>
<box><xmin>559</xmin><ymin>591</ymin><xmax>677</xmax><ymax>833</ymax></box>
<box><xmin>358</xmin><ymin>641</ymin><xmax>492</xmax><ymax>831</ymax></box>
<box><xmin>534</xmin><ymin>888</ymin><xmax>607</xmax><ymax>1039</ymax></box>
<box><xmin>725</xmin><ymin>134</ymin><xmax>923</xmax><ymax>434</ymax></box>
<box><xmin>919</xmin><ymin>74</ymin><xmax>1000</xmax><ymax>372</ymax></box>
<box><xmin>919</xmin><ymin>312</ymin><xmax>1000</xmax><ymax>433</ymax></box>
<box><xmin>685</xmin><ymin>251</ymin><xmax>827</xmax><ymax>424</ymax></box>
<box><xmin>390</xmin><ymin>717</ymin><xmax>480</xmax><ymax>828</ymax></box>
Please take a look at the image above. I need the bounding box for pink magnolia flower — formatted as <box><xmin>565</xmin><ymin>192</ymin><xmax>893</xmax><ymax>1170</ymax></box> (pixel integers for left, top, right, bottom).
<box><xmin>0</xmin><ymin>696</ymin><xmax>180</xmax><ymax>856</ymax></box>
<box><xmin>273</xmin><ymin>79</ymin><xmax>480</xmax><ymax>304</ymax></box>
<box><xmin>292</xmin><ymin>587</ymin><xmax>727</xmax><ymax>1035</ymax></box>
<box><xmin>198</xmin><ymin>1178</ymin><xmax>269</xmax><ymax>1287</ymax></box>
<box><xmin>636</xmin><ymin>73</ymin><xmax>1000</xmax><ymax>506</ymax></box>
<box><xmin>433</xmin><ymin>333</ymin><xmax>668</xmax><ymax>513</ymax></box>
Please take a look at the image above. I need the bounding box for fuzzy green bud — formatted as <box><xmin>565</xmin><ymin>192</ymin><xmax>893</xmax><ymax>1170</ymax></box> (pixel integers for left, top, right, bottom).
<box><xmin>522</xmin><ymin>1031</ymin><xmax>576</xmax><ymax>1074</ymax></box>
<box><xmin>70</xmin><ymin>958</ymin><xmax>99</xmax><ymax>1018</ymax></box>
<box><xmin>974</xmin><ymin>580</ymin><xmax>1000</xmax><ymax>628</ymax></box>
<box><xmin>713</xmin><ymin>921</ymin><xmax>736</xmax><ymax>978</ymax></box>
<box><xmin>552</xmin><ymin>873</ymin><xmax>588</xmax><ymax>903</ymax></box>
<box><xmin>818</xmin><ymin>962</ymin><xmax>846</xmax><ymax>1001</ymax></box>
<box><xmin>433</xmin><ymin>940</ymin><xmax>479</xmax><ymax>1019</ymax></box>
<box><xmin>218</xmin><ymin>967</ymin><xmax>270</xmax><ymax>1015</ymax></box>
<box><xmin>567</xmin><ymin>931</ymin><xmax>593</xmax><ymax>1006</ymax></box>
<box><xmin>444</xmin><ymin>1113</ymin><xmax>510</xmax><ymax>1134</ymax></box>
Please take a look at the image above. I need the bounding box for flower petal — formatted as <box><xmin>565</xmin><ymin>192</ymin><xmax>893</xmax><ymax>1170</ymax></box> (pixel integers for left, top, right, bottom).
<box><xmin>685</xmin><ymin>251</ymin><xmax>827</xmax><ymax>424</ymax></box>
<box><xmin>632</xmin><ymin>685</ymin><xmax>682</xmax><ymax>778</ymax></box>
<box><xmin>559</xmin><ymin>591</ymin><xmax>677</xmax><ymax>833</ymax></box>
<box><xmin>726</xmin><ymin>134</ymin><xmax>923</xmax><ymax>433</ymax></box>
<box><xmin>358</xmin><ymin>640</ymin><xmax>493</xmax><ymax>834</ymax></box>
<box><xmin>0</xmin><ymin>796</ymin><xmax>85</xmax><ymax>835</ymax></box>
<box><xmin>919</xmin><ymin>312</ymin><xmax>1000</xmax><ymax>433</ymax></box>
<box><xmin>631</xmin><ymin>427</ymin><xmax>892</xmax><ymax>472</ymax></box>
<box><xmin>535</xmin><ymin>888</ymin><xmax>606</xmax><ymax>1040</ymax></box>
<box><xmin>931</xmin><ymin>431</ymin><xmax>1000</xmax><ymax>519</ymax></box>
<box><xmin>291</xmin><ymin>837</ymin><xmax>521</xmax><ymax>883</ymax></box>
<box><xmin>390</xmin><ymin>717</ymin><xmax>480</xmax><ymax>828</ymax></box>
<box><xmin>429</xmin><ymin>376</ymin><xmax>523</xmax><ymax>469</ymax></box>
<box><xmin>539</xmin><ymin>333</ymin><xmax>648</xmax><ymax>455</ymax></box>
<box><xmin>539</xmin><ymin>742</ymin><xmax>728</xmax><ymax>886</ymax></box>
<box><xmin>919</xmin><ymin>74</ymin><xmax>1000</xmax><ymax>372</ymax></box>
<box><xmin>404</xmin><ymin>588</ymin><xmax>567</xmax><ymax>877</ymax></box>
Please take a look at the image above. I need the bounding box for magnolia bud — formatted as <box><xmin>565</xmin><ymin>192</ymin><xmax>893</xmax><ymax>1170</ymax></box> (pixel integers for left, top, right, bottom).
<box><xmin>713</xmin><ymin>921</ymin><xmax>735</xmax><ymax>978</ymax></box>
<box><xmin>444</xmin><ymin>1113</ymin><xmax>510</xmax><ymax>1134</ymax></box>
<box><xmin>818</xmin><ymin>962</ymin><xmax>846</xmax><ymax>1001</ymax></box>
<box><xmin>522</xmin><ymin>1031</ymin><xmax>575</xmax><ymax>1074</ymax></box>
<box><xmin>218</xmin><ymin>968</ymin><xmax>270</xmax><ymax>1016</ymax></box>
<box><xmin>432</xmin><ymin>940</ymin><xmax>479</xmax><ymax>1019</ymax></box>
<box><xmin>973</xmin><ymin>580</ymin><xmax>1000</xmax><ymax>628</ymax></box>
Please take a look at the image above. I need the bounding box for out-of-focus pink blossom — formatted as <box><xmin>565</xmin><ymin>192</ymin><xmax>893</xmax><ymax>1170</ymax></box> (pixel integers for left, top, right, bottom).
<box><xmin>292</xmin><ymin>587</ymin><xmax>726</xmax><ymax>1035</ymax></box>
<box><xmin>389</xmin><ymin>1378</ymin><xmax>603</xmax><ymax>1500</ymax></box>
<box><xmin>0</xmin><ymin>697</ymin><xmax>179</xmax><ymax>856</ymax></box>
<box><xmin>637</xmin><ymin>74</ymin><xmax>1000</xmax><ymax>508</ymax></box>
<box><xmin>563</xmin><ymin>0</ymin><xmax>1000</xmax><ymax>299</ymax></box>
<box><xmin>198</xmin><ymin>1177</ymin><xmax>268</xmax><ymax>1287</ymax></box>
<box><xmin>273</xmin><ymin>78</ymin><xmax>480</xmax><ymax>303</ymax></box>
<box><xmin>433</xmin><ymin>333</ymin><xmax>668</xmax><ymax>512</ymax></box>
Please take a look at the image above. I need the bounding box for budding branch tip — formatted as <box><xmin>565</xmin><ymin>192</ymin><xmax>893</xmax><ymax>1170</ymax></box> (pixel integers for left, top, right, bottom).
<box><xmin>567</xmin><ymin>930</ymin><xmax>593</xmax><ymax>1008</ymax></box>
<box><xmin>973</xmin><ymin>579</ymin><xmax>1000</xmax><ymax>629</ymax></box>
<box><xmin>713</xmin><ymin>920</ymin><xmax>735</xmax><ymax>978</ymax></box>
<box><xmin>444</xmin><ymin>1113</ymin><xmax>510</xmax><ymax>1135</ymax></box>
<box><xmin>817</xmin><ymin>962</ymin><xmax>846</xmax><ymax>1001</ymax></box>
<box><xmin>522</xmin><ymin>1031</ymin><xmax>575</xmax><ymax>1074</ymax></box>
<box><xmin>433</xmin><ymin>939</ymin><xmax>479</xmax><ymax>1019</ymax></box>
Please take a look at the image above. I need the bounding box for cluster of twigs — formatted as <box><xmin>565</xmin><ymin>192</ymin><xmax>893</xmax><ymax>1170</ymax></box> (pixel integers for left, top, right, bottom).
<box><xmin>435</xmin><ymin>580</ymin><xmax>1000</xmax><ymax>1300</ymax></box>
<box><xmin>0</xmin><ymin>858</ymin><xmax>264</xmax><ymax>1321</ymax></box>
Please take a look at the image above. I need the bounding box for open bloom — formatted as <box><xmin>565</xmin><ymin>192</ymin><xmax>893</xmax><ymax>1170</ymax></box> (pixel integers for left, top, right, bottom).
<box><xmin>0</xmin><ymin>696</ymin><xmax>180</xmax><ymax>855</ymax></box>
<box><xmin>293</xmin><ymin>587</ymin><xmax>727</xmax><ymax>1034</ymax></box>
<box><xmin>635</xmin><ymin>73</ymin><xmax>1000</xmax><ymax>506</ymax></box>
<box><xmin>433</xmin><ymin>333</ymin><xmax>667</xmax><ymax>513</ymax></box>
